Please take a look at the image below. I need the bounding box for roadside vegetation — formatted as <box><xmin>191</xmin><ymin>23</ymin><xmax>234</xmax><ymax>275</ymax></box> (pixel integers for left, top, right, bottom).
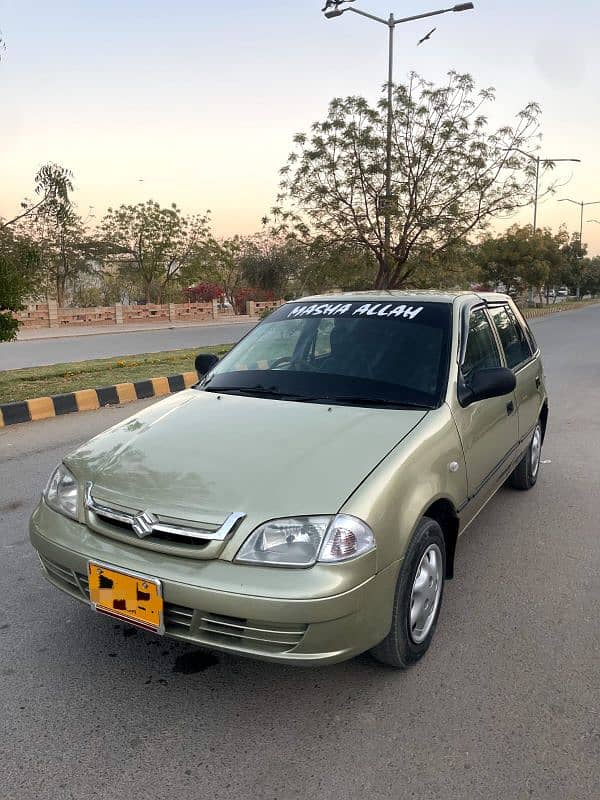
<box><xmin>1</xmin><ymin>71</ymin><xmax>599</xmax><ymax>342</ymax></box>
<box><xmin>0</xmin><ymin>345</ymin><xmax>232</xmax><ymax>404</ymax></box>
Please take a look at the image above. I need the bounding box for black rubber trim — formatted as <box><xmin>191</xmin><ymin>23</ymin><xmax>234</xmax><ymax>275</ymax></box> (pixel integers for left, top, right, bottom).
<box><xmin>167</xmin><ymin>374</ymin><xmax>185</xmax><ymax>392</ymax></box>
<box><xmin>96</xmin><ymin>386</ymin><xmax>119</xmax><ymax>406</ymax></box>
<box><xmin>52</xmin><ymin>394</ymin><xmax>78</xmax><ymax>416</ymax></box>
<box><xmin>1</xmin><ymin>401</ymin><xmax>31</xmax><ymax>425</ymax></box>
<box><xmin>134</xmin><ymin>380</ymin><xmax>155</xmax><ymax>399</ymax></box>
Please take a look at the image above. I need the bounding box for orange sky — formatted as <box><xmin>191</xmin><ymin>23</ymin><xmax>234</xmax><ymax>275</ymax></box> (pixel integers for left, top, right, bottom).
<box><xmin>1</xmin><ymin>1</ymin><xmax>599</xmax><ymax>254</ymax></box>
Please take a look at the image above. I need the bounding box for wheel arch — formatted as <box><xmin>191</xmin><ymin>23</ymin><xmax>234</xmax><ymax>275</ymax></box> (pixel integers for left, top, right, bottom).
<box><xmin>422</xmin><ymin>498</ymin><xmax>459</xmax><ymax>580</ymax></box>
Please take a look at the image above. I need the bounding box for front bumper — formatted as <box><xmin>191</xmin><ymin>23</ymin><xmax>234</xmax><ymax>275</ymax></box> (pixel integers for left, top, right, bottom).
<box><xmin>30</xmin><ymin>502</ymin><xmax>400</xmax><ymax>665</ymax></box>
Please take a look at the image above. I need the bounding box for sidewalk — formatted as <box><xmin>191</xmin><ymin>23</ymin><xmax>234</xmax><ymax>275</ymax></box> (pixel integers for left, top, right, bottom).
<box><xmin>16</xmin><ymin>315</ymin><xmax>253</xmax><ymax>341</ymax></box>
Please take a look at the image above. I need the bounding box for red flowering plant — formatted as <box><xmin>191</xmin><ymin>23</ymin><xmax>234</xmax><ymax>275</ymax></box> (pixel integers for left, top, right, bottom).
<box><xmin>184</xmin><ymin>282</ymin><xmax>224</xmax><ymax>303</ymax></box>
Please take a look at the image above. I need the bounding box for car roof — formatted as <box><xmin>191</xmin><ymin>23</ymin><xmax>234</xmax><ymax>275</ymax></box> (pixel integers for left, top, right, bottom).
<box><xmin>294</xmin><ymin>290</ymin><xmax>512</xmax><ymax>305</ymax></box>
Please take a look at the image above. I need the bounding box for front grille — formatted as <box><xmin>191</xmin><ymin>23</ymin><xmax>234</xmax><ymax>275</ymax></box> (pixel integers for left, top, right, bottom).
<box><xmin>92</xmin><ymin>510</ymin><xmax>213</xmax><ymax>550</ymax></box>
<box><xmin>39</xmin><ymin>556</ymin><xmax>307</xmax><ymax>654</ymax></box>
<box><xmin>197</xmin><ymin>613</ymin><xmax>307</xmax><ymax>653</ymax></box>
<box><xmin>84</xmin><ymin>484</ymin><xmax>245</xmax><ymax>561</ymax></box>
<box><xmin>164</xmin><ymin>603</ymin><xmax>194</xmax><ymax>632</ymax></box>
<box><xmin>39</xmin><ymin>554</ymin><xmax>87</xmax><ymax>597</ymax></box>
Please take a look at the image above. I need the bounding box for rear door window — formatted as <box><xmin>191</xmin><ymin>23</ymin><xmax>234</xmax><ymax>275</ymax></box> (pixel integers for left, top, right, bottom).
<box><xmin>489</xmin><ymin>306</ymin><xmax>533</xmax><ymax>369</ymax></box>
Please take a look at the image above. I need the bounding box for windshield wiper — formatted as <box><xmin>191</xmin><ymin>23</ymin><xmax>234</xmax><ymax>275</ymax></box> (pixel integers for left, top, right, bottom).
<box><xmin>204</xmin><ymin>385</ymin><xmax>307</xmax><ymax>401</ymax></box>
<box><xmin>319</xmin><ymin>396</ymin><xmax>432</xmax><ymax>410</ymax></box>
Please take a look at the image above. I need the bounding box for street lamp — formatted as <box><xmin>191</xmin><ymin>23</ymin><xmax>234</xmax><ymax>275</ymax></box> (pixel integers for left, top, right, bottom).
<box><xmin>503</xmin><ymin>148</ymin><xmax>581</xmax><ymax>231</ymax></box>
<box><xmin>323</xmin><ymin>1</ymin><xmax>475</xmax><ymax>272</ymax></box>
<box><xmin>558</xmin><ymin>198</ymin><xmax>600</xmax><ymax>298</ymax></box>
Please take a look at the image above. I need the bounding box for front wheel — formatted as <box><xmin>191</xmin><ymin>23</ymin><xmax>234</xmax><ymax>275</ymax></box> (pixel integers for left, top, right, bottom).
<box><xmin>370</xmin><ymin>517</ymin><xmax>445</xmax><ymax>669</ymax></box>
<box><xmin>509</xmin><ymin>421</ymin><xmax>542</xmax><ymax>490</ymax></box>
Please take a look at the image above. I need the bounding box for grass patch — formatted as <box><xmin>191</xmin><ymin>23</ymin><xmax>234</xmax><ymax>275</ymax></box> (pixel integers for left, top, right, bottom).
<box><xmin>0</xmin><ymin>345</ymin><xmax>233</xmax><ymax>404</ymax></box>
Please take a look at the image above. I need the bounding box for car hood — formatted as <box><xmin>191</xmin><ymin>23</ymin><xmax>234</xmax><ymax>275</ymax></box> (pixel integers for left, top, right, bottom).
<box><xmin>66</xmin><ymin>390</ymin><xmax>427</xmax><ymax>523</ymax></box>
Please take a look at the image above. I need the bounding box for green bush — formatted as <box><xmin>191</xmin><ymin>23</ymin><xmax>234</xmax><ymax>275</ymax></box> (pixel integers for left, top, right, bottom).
<box><xmin>0</xmin><ymin>312</ymin><xmax>19</xmax><ymax>342</ymax></box>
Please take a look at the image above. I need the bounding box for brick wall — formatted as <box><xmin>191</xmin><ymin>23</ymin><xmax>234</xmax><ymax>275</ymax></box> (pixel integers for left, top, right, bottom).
<box><xmin>8</xmin><ymin>300</ymin><xmax>284</xmax><ymax>330</ymax></box>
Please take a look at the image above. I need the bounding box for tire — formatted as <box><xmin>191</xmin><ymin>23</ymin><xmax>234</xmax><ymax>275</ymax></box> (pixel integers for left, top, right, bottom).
<box><xmin>370</xmin><ymin>517</ymin><xmax>445</xmax><ymax>669</ymax></box>
<box><xmin>509</xmin><ymin>421</ymin><xmax>542</xmax><ymax>490</ymax></box>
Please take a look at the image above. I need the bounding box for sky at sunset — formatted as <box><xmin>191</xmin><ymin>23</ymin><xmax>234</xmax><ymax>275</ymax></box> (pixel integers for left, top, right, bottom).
<box><xmin>1</xmin><ymin>0</ymin><xmax>599</xmax><ymax>254</ymax></box>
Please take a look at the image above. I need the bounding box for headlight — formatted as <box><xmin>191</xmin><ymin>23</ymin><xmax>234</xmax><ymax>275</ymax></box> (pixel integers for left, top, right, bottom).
<box><xmin>44</xmin><ymin>463</ymin><xmax>79</xmax><ymax>521</ymax></box>
<box><xmin>235</xmin><ymin>514</ymin><xmax>375</xmax><ymax>567</ymax></box>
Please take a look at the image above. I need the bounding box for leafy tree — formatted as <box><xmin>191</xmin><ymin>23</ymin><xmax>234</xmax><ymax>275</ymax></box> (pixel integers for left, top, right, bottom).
<box><xmin>295</xmin><ymin>239</ymin><xmax>378</xmax><ymax>295</ymax></box>
<box><xmin>100</xmin><ymin>201</ymin><xmax>211</xmax><ymax>303</ymax></box>
<box><xmin>237</xmin><ymin>232</ymin><xmax>300</xmax><ymax>296</ymax></box>
<box><xmin>580</xmin><ymin>257</ymin><xmax>600</xmax><ymax>296</ymax></box>
<box><xmin>0</xmin><ymin>229</ymin><xmax>41</xmax><ymax>341</ymax></box>
<box><xmin>407</xmin><ymin>240</ymin><xmax>481</xmax><ymax>290</ymax></box>
<box><xmin>187</xmin><ymin>236</ymin><xmax>246</xmax><ymax>311</ymax></box>
<box><xmin>559</xmin><ymin>233</ymin><xmax>588</xmax><ymax>297</ymax></box>
<box><xmin>20</xmin><ymin>208</ymin><xmax>91</xmax><ymax>307</ymax></box>
<box><xmin>274</xmin><ymin>71</ymin><xmax>542</xmax><ymax>289</ymax></box>
<box><xmin>477</xmin><ymin>225</ymin><xmax>568</xmax><ymax>303</ymax></box>
<box><xmin>1</xmin><ymin>163</ymin><xmax>74</xmax><ymax>231</ymax></box>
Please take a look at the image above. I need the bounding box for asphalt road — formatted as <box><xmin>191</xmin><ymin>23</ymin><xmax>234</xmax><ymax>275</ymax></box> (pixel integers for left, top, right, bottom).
<box><xmin>0</xmin><ymin>307</ymin><xmax>598</xmax><ymax>800</ymax></box>
<box><xmin>0</xmin><ymin>321</ymin><xmax>256</xmax><ymax>370</ymax></box>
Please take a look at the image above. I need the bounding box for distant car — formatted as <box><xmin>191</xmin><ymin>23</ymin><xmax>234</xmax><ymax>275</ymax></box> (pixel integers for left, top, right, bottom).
<box><xmin>547</xmin><ymin>289</ymin><xmax>556</xmax><ymax>297</ymax></box>
<box><xmin>30</xmin><ymin>291</ymin><xmax>548</xmax><ymax>669</ymax></box>
<box><xmin>557</xmin><ymin>287</ymin><xmax>569</xmax><ymax>297</ymax></box>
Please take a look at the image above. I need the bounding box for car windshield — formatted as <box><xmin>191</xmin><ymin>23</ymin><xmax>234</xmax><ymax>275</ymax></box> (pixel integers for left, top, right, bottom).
<box><xmin>200</xmin><ymin>300</ymin><xmax>452</xmax><ymax>409</ymax></box>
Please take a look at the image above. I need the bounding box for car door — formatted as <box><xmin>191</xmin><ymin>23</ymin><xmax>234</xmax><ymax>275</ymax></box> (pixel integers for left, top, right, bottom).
<box><xmin>488</xmin><ymin>304</ymin><xmax>542</xmax><ymax>443</ymax></box>
<box><xmin>452</xmin><ymin>306</ymin><xmax>519</xmax><ymax>518</ymax></box>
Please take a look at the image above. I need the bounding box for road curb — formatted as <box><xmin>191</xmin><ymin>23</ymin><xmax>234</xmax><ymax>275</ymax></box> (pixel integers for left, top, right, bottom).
<box><xmin>0</xmin><ymin>371</ymin><xmax>198</xmax><ymax>428</ymax></box>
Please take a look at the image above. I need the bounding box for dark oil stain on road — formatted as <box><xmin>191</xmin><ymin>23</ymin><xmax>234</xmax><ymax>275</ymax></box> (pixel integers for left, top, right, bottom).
<box><xmin>0</xmin><ymin>500</ymin><xmax>23</xmax><ymax>513</ymax></box>
<box><xmin>173</xmin><ymin>650</ymin><xmax>220</xmax><ymax>674</ymax></box>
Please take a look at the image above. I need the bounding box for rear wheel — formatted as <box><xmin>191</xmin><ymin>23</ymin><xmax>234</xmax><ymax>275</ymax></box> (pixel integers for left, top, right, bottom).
<box><xmin>509</xmin><ymin>421</ymin><xmax>542</xmax><ymax>490</ymax></box>
<box><xmin>370</xmin><ymin>517</ymin><xmax>445</xmax><ymax>669</ymax></box>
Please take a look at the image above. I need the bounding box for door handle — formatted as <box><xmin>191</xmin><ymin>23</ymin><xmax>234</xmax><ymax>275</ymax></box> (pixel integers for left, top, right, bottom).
<box><xmin>506</xmin><ymin>401</ymin><xmax>515</xmax><ymax>416</ymax></box>
<box><xmin>535</xmin><ymin>375</ymin><xmax>541</xmax><ymax>388</ymax></box>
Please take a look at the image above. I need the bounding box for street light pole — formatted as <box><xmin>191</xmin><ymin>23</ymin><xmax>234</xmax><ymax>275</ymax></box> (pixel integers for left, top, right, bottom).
<box><xmin>384</xmin><ymin>14</ymin><xmax>394</xmax><ymax>266</ymax></box>
<box><xmin>324</xmin><ymin>2</ymin><xmax>475</xmax><ymax>279</ymax></box>
<box><xmin>533</xmin><ymin>156</ymin><xmax>540</xmax><ymax>231</ymax></box>
<box><xmin>504</xmin><ymin>148</ymin><xmax>580</xmax><ymax>232</ymax></box>
<box><xmin>558</xmin><ymin>198</ymin><xmax>600</xmax><ymax>298</ymax></box>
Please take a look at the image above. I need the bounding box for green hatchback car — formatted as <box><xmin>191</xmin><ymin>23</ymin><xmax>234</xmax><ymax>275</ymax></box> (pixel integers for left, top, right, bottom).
<box><xmin>30</xmin><ymin>291</ymin><xmax>548</xmax><ymax>668</ymax></box>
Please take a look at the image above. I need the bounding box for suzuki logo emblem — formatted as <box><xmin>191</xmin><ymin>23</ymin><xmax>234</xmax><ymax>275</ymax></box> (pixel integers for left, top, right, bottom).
<box><xmin>132</xmin><ymin>510</ymin><xmax>156</xmax><ymax>538</ymax></box>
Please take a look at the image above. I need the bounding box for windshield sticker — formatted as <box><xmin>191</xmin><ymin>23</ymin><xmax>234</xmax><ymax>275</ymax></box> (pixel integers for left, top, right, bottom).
<box><xmin>284</xmin><ymin>302</ymin><xmax>424</xmax><ymax>320</ymax></box>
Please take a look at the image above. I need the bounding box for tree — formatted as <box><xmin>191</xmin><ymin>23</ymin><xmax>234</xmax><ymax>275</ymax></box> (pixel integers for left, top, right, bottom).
<box><xmin>26</xmin><ymin>210</ymin><xmax>92</xmax><ymax>307</ymax></box>
<box><xmin>274</xmin><ymin>71</ymin><xmax>542</xmax><ymax>289</ymax></box>
<box><xmin>100</xmin><ymin>201</ymin><xmax>211</xmax><ymax>303</ymax></box>
<box><xmin>294</xmin><ymin>238</ymin><xmax>378</xmax><ymax>295</ymax></box>
<box><xmin>560</xmin><ymin>233</ymin><xmax>588</xmax><ymax>298</ymax></box>
<box><xmin>238</xmin><ymin>232</ymin><xmax>297</xmax><ymax>296</ymax></box>
<box><xmin>477</xmin><ymin>225</ymin><xmax>568</xmax><ymax>303</ymax></box>
<box><xmin>407</xmin><ymin>240</ymin><xmax>481</xmax><ymax>290</ymax></box>
<box><xmin>0</xmin><ymin>229</ymin><xmax>41</xmax><ymax>341</ymax></box>
<box><xmin>579</xmin><ymin>257</ymin><xmax>600</xmax><ymax>297</ymax></box>
<box><xmin>188</xmin><ymin>236</ymin><xmax>246</xmax><ymax>311</ymax></box>
<box><xmin>1</xmin><ymin>163</ymin><xmax>74</xmax><ymax>231</ymax></box>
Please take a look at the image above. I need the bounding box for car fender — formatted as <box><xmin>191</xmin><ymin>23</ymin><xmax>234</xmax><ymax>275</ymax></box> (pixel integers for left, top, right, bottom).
<box><xmin>340</xmin><ymin>405</ymin><xmax>467</xmax><ymax>572</ymax></box>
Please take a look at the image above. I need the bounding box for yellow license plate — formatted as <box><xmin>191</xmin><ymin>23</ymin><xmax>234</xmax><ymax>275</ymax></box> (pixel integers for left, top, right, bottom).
<box><xmin>88</xmin><ymin>562</ymin><xmax>164</xmax><ymax>634</ymax></box>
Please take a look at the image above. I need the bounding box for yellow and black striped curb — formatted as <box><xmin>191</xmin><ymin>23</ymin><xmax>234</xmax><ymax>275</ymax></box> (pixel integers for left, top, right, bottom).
<box><xmin>0</xmin><ymin>372</ymin><xmax>198</xmax><ymax>428</ymax></box>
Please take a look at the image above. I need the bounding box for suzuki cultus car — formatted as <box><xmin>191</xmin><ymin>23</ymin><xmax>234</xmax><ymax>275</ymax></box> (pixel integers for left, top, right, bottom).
<box><xmin>31</xmin><ymin>291</ymin><xmax>548</xmax><ymax>668</ymax></box>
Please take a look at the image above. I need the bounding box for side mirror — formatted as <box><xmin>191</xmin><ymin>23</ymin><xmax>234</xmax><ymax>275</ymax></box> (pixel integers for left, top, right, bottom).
<box><xmin>459</xmin><ymin>367</ymin><xmax>516</xmax><ymax>406</ymax></box>
<box><xmin>195</xmin><ymin>353</ymin><xmax>219</xmax><ymax>376</ymax></box>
